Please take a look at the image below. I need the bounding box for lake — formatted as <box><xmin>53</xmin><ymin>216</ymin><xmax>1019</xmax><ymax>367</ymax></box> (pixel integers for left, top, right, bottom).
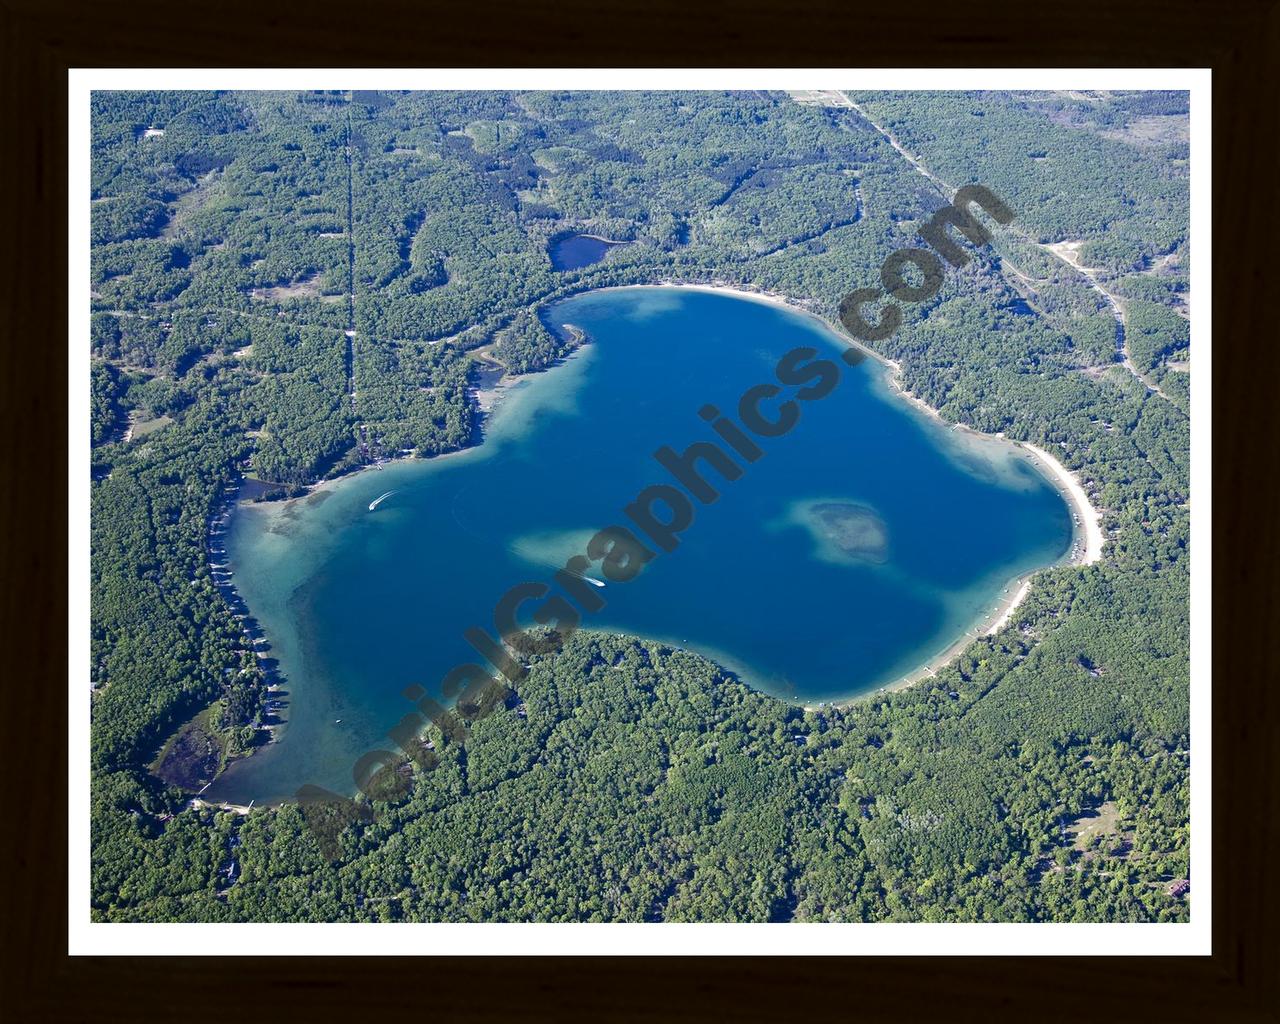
<box><xmin>548</xmin><ymin>233</ymin><xmax>629</xmax><ymax>270</ymax></box>
<box><xmin>208</xmin><ymin>287</ymin><xmax>1073</xmax><ymax>803</ymax></box>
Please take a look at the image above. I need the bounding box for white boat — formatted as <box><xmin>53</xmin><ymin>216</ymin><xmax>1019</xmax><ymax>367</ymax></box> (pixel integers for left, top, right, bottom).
<box><xmin>368</xmin><ymin>490</ymin><xmax>396</xmax><ymax>511</ymax></box>
<box><xmin>558</xmin><ymin>565</ymin><xmax>605</xmax><ymax>588</ymax></box>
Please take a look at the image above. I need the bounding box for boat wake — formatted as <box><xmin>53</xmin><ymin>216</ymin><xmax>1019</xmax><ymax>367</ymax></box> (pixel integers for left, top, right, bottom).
<box><xmin>368</xmin><ymin>490</ymin><xmax>397</xmax><ymax>511</ymax></box>
<box><xmin>510</xmin><ymin>544</ymin><xmax>607</xmax><ymax>588</ymax></box>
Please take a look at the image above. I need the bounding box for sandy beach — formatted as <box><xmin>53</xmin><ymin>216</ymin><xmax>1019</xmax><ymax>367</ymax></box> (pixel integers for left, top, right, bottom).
<box><xmin>987</xmin><ymin>580</ymin><xmax>1032</xmax><ymax>635</ymax></box>
<box><xmin>1020</xmin><ymin>443</ymin><xmax>1104</xmax><ymax>564</ymax></box>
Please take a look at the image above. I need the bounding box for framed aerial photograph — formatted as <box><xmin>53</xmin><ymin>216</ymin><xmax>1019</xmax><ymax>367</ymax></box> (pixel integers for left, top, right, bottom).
<box><xmin>70</xmin><ymin>67</ymin><xmax>1207</xmax><ymax>949</ymax></box>
<box><xmin>4</xmin><ymin>0</ymin><xmax>1277</xmax><ymax>1016</ymax></box>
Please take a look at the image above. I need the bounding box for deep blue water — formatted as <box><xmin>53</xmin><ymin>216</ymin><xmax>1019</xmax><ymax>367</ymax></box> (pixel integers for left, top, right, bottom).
<box><xmin>210</xmin><ymin>287</ymin><xmax>1072</xmax><ymax>802</ymax></box>
<box><xmin>549</xmin><ymin>233</ymin><xmax>627</xmax><ymax>270</ymax></box>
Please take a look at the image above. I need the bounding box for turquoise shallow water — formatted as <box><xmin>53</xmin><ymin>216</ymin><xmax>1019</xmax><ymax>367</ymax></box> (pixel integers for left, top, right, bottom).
<box><xmin>208</xmin><ymin>287</ymin><xmax>1072</xmax><ymax>803</ymax></box>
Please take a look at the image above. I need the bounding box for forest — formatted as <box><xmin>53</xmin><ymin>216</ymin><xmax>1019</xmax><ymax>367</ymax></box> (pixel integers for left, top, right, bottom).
<box><xmin>88</xmin><ymin>88</ymin><xmax>1191</xmax><ymax>922</ymax></box>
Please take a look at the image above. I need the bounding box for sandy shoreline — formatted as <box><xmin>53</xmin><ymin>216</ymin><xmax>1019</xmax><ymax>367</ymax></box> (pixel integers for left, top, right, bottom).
<box><xmin>987</xmin><ymin>580</ymin><xmax>1032</xmax><ymax>635</ymax></box>
<box><xmin>1020</xmin><ymin>443</ymin><xmax>1104</xmax><ymax>565</ymax></box>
